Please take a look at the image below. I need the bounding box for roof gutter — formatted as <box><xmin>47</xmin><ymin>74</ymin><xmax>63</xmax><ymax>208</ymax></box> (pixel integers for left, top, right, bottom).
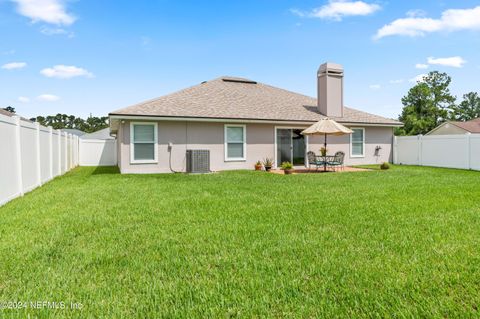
<box><xmin>109</xmin><ymin>114</ymin><xmax>403</xmax><ymax>127</ymax></box>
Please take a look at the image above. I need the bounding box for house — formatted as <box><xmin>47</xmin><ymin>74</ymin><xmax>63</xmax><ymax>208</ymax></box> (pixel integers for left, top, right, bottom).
<box><xmin>109</xmin><ymin>63</ymin><xmax>402</xmax><ymax>174</ymax></box>
<box><xmin>0</xmin><ymin>108</ymin><xmax>31</xmax><ymax>122</ymax></box>
<box><xmin>426</xmin><ymin>118</ymin><xmax>480</xmax><ymax>135</ymax></box>
<box><xmin>80</xmin><ymin>128</ymin><xmax>114</xmax><ymax>140</ymax></box>
<box><xmin>61</xmin><ymin>129</ymin><xmax>86</xmax><ymax>137</ymax></box>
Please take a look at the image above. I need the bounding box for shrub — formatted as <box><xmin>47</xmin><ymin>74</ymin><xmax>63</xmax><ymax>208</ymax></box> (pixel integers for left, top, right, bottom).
<box><xmin>281</xmin><ymin>161</ymin><xmax>293</xmax><ymax>170</ymax></box>
<box><xmin>262</xmin><ymin>158</ymin><xmax>274</xmax><ymax>167</ymax></box>
<box><xmin>380</xmin><ymin>162</ymin><xmax>390</xmax><ymax>170</ymax></box>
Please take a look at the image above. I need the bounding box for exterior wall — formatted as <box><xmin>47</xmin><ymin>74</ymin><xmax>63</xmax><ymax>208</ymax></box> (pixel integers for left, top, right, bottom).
<box><xmin>118</xmin><ymin>120</ymin><xmax>394</xmax><ymax>173</ymax></box>
<box><xmin>427</xmin><ymin>123</ymin><xmax>468</xmax><ymax>135</ymax></box>
<box><xmin>308</xmin><ymin>126</ymin><xmax>393</xmax><ymax>166</ymax></box>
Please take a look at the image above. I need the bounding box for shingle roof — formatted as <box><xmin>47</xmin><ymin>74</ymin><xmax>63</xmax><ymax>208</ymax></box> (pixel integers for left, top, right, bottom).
<box><xmin>61</xmin><ymin>129</ymin><xmax>86</xmax><ymax>136</ymax></box>
<box><xmin>110</xmin><ymin>77</ymin><xmax>402</xmax><ymax>126</ymax></box>
<box><xmin>0</xmin><ymin>109</ymin><xmax>32</xmax><ymax>122</ymax></box>
<box><xmin>450</xmin><ymin>118</ymin><xmax>480</xmax><ymax>133</ymax></box>
<box><xmin>81</xmin><ymin>128</ymin><xmax>114</xmax><ymax>140</ymax></box>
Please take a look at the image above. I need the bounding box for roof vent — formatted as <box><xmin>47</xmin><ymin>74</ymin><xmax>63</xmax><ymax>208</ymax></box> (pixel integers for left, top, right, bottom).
<box><xmin>222</xmin><ymin>77</ymin><xmax>257</xmax><ymax>84</ymax></box>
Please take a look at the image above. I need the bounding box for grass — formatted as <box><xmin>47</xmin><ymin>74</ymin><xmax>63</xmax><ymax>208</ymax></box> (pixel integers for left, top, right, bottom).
<box><xmin>0</xmin><ymin>165</ymin><xmax>480</xmax><ymax>318</ymax></box>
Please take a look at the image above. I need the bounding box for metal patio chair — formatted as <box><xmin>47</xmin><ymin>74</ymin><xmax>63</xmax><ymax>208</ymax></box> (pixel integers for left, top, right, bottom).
<box><xmin>327</xmin><ymin>151</ymin><xmax>345</xmax><ymax>171</ymax></box>
<box><xmin>307</xmin><ymin>151</ymin><xmax>325</xmax><ymax>170</ymax></box>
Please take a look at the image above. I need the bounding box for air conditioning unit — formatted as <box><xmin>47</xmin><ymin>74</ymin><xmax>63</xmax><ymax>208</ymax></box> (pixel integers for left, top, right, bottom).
<box><xmin>186</xmin><ymin>150</ymin><xmax>210</xmax><ymax>173</ymax></box>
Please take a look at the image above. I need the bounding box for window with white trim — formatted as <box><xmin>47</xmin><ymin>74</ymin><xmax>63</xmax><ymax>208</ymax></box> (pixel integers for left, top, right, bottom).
<box><xmin>225</xmin><ymin>125</ymin><xmax>246</xmax><ymax>161</ymax></box>
<box><xmin>350</xmin><ymin>128</ymin><xmax>365</xmax><ymax>157</ymax></box>
<box><xmin>130</xmin><ymin>122</ymin><xmax>158</xmax><ymax>163</ymax></box>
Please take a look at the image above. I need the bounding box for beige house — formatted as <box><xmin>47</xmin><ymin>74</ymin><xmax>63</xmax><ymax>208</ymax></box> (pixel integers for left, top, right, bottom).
<box><xmin>427</xmin><ymin>118</ymin><xmax>480</xmax><ymax>135</ymax></box>
<box><xmin>109</xmin><ymin>63</ymin><xmax>402</xmax><ymax>173</ymax></box>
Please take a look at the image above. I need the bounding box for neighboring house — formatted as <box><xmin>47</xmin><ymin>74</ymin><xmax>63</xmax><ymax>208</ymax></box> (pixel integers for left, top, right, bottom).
<box><xmin>427</xmin><ymin>118</ymin><xmax>480</xmax><ymax>135</ymax></box>
<box><xmin>109</xmin><ymin>63</ymin><xmax>402</xmax><ymax>174</ymax></box>
<box><xmin>0</xmin><ymin>109</ymin><xmax>31</xmax><ymax>122</ymax></box>
<box><xmin>80</xmin><ymin>128</ymin><xmax>114</xmax><ymax>140</ymax></box>
<box><xmin>61</xmin><ymin>129</ymin><xmax>86</xmax><ymax>137</ymax></box>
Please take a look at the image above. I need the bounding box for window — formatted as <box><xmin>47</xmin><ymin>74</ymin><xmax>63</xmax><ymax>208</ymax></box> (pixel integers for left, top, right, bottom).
<box><xmin>350</xmin><ymin>128</ymin><xmax>365</xmax><ymax>157</ymax></box>
<box><xmin>130</xmin><ymin>122</ymin><xmax>158</xmax><ymax>163</ymax></box>
<box><xmin>224</xmin><ymin>124</ymin><xmax>246</xmax><ymax>161</ymax></box>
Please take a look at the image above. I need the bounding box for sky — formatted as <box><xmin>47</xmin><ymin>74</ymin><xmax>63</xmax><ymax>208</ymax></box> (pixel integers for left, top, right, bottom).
<box><xmin>1</xmin><ymin>0</ymin><xmax>480</xmax><ymax>120</ymax></box>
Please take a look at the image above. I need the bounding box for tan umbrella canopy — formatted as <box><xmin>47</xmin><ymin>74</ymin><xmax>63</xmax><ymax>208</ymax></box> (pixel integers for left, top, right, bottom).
<box><xmin>301</xmin><ymin>118</ymin><xmax>353</xmax><ymax>170</ymax></box>
<box><xmin>301</xmin><ymin>118</ymin><xmax>353</xmax><ymax>137</ymax></box>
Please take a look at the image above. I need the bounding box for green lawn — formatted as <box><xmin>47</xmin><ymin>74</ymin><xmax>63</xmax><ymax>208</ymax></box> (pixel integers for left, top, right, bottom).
<box><xmin>1</xmin><ymin>166</ymin><xmax>480</xmax><ymax>318</ymax></box>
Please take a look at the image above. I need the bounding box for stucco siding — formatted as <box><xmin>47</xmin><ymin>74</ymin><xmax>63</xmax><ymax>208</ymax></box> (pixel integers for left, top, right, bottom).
<box><xmin>118</xmin><ymin>120</ymin><xmax>393</xmax><ymax>173</ymax></box>
<box><xmin>308</xmin><ymin>126</ymin><xmax>393</xmax><ymax>165</ymax></box>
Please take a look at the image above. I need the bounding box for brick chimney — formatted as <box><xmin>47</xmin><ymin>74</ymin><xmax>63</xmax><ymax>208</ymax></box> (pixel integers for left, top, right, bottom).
<box><xmin>317</xmin><ymin>62</ymin><xmax>344</xmax><ymax>117</ymax></box>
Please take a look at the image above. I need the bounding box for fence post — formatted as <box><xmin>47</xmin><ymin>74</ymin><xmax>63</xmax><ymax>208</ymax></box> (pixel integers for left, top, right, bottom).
<box><xmin>393</xmin><ymin>135</ymin><xmax>398</xmax><ymax>164</ymax></box>
<box><xmin>35</xmin><ymin>122</ymin><xmax>42</xmax><ymax>186</ymax></box>
<box><xmin>76</xmin><ymin>136</ymin><xmax>79</xmax><ymax>166</ymax></box>
<box><xmin>466</xmin><ymin>133</ymin><xmax>471</xmax><ymax>170</ymax></box>
<box><xmin>57</xmin><ymin>130</ymin><xmax>61</xmax><ymax>175</ymax></box>
<box><xmin>417</xmin><ymin>134</ymin><xmax>423</xmax><ymax>166</ymax></box>
<box><xmin>13</xmin><ymin>116</ymin><xmax>24</xmax><ymax>196</ymax></box>
<box><xmin>49</xmin><ymin>126</ymin><xmax>53</xmax><ymax>180</ymax></box>
<box><xmin>64</xmin><ymin>132</ymin><xmax>68</xmax><ymax>172</ymax></box>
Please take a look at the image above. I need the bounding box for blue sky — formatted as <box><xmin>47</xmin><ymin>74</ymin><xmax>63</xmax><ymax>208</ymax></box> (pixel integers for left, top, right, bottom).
<box><xmin>1</xmin><ymin>0</ymin><xmax>480</xmax><ymax>120</ymax></box>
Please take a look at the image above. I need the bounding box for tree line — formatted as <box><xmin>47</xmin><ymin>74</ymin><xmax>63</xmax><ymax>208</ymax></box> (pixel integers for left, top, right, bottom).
<box><xmin>1</xmin><ymin>107</ymin><xmax>108</xmax><ymax>133</ymax></box>
<box><xmin>397</xmin><ymin>71</ymin><xmax>480</xmax><ymax>136</ymax></box>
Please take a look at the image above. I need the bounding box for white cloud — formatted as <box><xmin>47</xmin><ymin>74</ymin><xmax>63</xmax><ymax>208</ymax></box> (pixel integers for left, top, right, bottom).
<box><xmin>40</xmin><ymin>26</ymin><xmax>74</xmax><ymax>37</ymax></box>
<box><xmin>40</xmin><ymin>65</ymin><xmax>93</xmax><ymax>79</ymax></box>
<box><xmin>415</xmin><ymin>63</ymin><xmax>429</xmax><ymax>69</ymax></box>
<box><xmin>292</xmin><ymin>1</ymin><xmax>381</xmax><ymax>21</ymax></box>
<box><xmin>1</xmin><ymin>62</ymin><xmax>27</xmax><ymax>70</ymax></box>
<box><xmin>18</xmin><ymin>96</ymin><xmax>30</xmax><ymax>103</ymax></box>
<box><xmin>12</xmin><ymin>0</ymin><xmax>75</xmax><ymax>25</ymax></box>
<box><xmin>389</xmin><ymin>79</ymin><xmax>404</xmax><ymax>84</ymax></box>
<box><xmin>375</xmin><ymin>6</ymin><xmax>480</xmax><ymax>39</ymax></box>
<box><xmin>369</xmin><ymin>84</ymin><xmax>381</xmax><ymax>90</ymax></box>
<box><xmin>409</xmin><ymin>74</ymin><xmax>427</xmax><ymax>83</ymax></box>
<box><xmin>37</xmin><ymin>94</ymin><xmax>60</xmax><ymax>102</ymax></box>
<box><xmin>427</xmin><ymin>56</ymin><xmax>466</xmax><ymax>68</ymax></box>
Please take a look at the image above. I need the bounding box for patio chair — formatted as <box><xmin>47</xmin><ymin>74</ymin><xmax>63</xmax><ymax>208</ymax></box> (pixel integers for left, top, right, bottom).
<box><xmin>328</xmin><ymin>151</ymin><xmax>345</xmax><ymax>171</ymax></box>
<box><xmin>307</xmin><ymin>151</ymin><xmax>324</xmax><ymax>170</ymax></box>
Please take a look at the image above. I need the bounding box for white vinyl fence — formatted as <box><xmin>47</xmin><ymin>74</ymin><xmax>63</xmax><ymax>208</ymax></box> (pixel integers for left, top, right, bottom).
<box><xmin>79</xmin><ymin>139</ymin><xmax>117</xmax><ymax>166</ymax></box>
<box><xmin>394</xmin><ymin>134</ymin><xmax>480</xmax><ymax>170</ymax></box>
<box><xmin>0</xmin><ymin>114</ymin><xmax>79</xmax><ymax>206</ymax></box>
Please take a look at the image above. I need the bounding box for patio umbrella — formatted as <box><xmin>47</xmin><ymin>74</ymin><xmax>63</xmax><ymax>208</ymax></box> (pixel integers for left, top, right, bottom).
<box><xmin>301</xmin><ymin>118</ymin><xmax>353</xmax><ymax>171</ymax></box>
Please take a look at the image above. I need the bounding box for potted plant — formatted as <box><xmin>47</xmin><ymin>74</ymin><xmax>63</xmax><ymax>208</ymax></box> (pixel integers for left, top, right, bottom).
<box><xmin>254</xmin><ymin>160</ymin><xmax>263</xmax><ymax>171</ymax></box>
<box><xmin>320</xmin><ymin>147</ymin><xmax>328</xmax><ymax>157</ymax></box>
<box><xmin>262</xmin><ymin>158</ymin><xmax>274</xmax><ymax>172</ymax></box>
<box><xmin>281</xmin><ymin>161</ymin><xmax>293</xmax><ymax>175</ymax></box>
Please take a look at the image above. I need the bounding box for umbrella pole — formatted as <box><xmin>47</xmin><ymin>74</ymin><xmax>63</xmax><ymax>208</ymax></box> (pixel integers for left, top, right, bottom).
<box><xmin>324</xmin><ymin>133</ymin><xmax>327</xmax><ymax>172</ymax></box>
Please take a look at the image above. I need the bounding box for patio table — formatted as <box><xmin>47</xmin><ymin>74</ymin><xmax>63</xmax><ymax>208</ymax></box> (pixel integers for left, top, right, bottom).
<box><xmin>316</xmin><ymin>155</ymin><xmax>336</xmax><ymax>172</ymax></box>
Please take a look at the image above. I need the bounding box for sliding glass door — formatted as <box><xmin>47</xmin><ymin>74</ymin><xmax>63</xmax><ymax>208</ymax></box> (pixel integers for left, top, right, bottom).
<box><xmin>276</xmin><ymin>128</ymin><xmax>306</xmax><ymax>167</ymax></box>
<box><xmin>276</xmin><ymin>129</ymin><xmax>292</xmax><ymax>166</ymax></box>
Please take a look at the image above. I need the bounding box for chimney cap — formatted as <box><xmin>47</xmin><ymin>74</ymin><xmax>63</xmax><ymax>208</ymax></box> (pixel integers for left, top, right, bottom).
<box><xmin>319</xmin><ymin>62</ymin><xmax>343</xmax><ymax>74</ymax></box>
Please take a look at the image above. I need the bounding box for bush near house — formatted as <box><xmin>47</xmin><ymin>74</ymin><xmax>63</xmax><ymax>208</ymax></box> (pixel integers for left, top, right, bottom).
<box><xmin>0</xmin><ymin>166</ymin><xmax>479</xmax><ymax>317</ymax></box>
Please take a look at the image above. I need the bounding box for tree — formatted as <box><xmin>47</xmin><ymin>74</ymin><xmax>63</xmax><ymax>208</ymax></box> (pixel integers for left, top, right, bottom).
<box><xmin>30</xmin><ymin>113</ymin><xmax>109</xmax><ymax>133</ymax></box>
<box><xmin>2</xmin><ymin>106</ymin><xmax>15</xmax><ymax>113</ymax></box>
<box><xmin>451</xmin><ymin>92</ymin><xmax>480</xmax><ymax>121</ymax></box>
<box><xmin>397</xmin><ymin>71</ymin><xmax>456</xmax><ymax>135</ymax></box>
